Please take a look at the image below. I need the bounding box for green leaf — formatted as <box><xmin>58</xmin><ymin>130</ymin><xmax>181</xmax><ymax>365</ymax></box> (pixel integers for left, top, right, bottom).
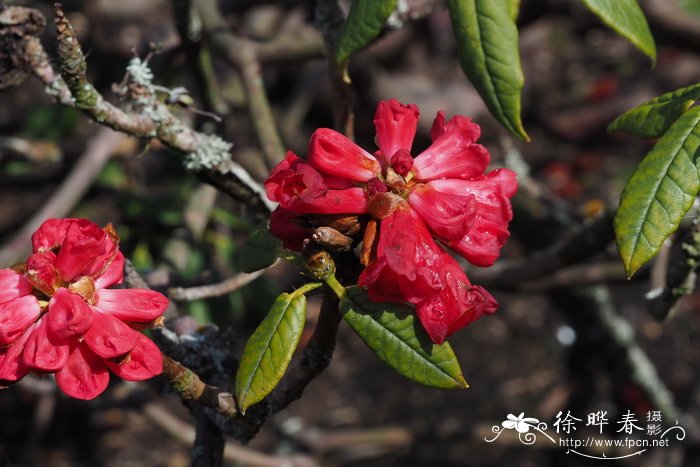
<box><xmin>234</xmin><ymin>292</ymin><xmax>308</xmax><ymax>413</ymax></box>
<box><xmin>446</xmin><ymin>0</ymin><xmax>529</xmax><ymax>141</ymax></box>
<box><xmin>507</xmin><ymin>0</ymin><xmax>521</xmax><ymax>21</ymax></box>
<box><xmin>615</xmin><ymin>106</ymin><xmax>700</xmax><ymax>277</ymax></box>
<box><xmin>339</xmin><ymin>286</ymin><xmax>467</xmax><ymax>389</ymax></box>
<box><xmin>334</xmin><ymin>0</ymin><xmax>398</xmax><ymax>65</ymax></box>
<box><xmin>608</xmin><ymin>83</ymin><xmax>700</xmax><ymax>139</ymax></box>
<box><xmin>238</xmin><ymin>223</ymin><xmax>282</xmax><ymax>273</ymax></box>
<box><xmin>580</xmin><ymin>0</ymin><xmax>656</xmax><ymax>63</ymax></box>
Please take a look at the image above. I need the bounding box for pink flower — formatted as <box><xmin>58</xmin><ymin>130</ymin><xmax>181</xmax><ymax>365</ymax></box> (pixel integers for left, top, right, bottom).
<box><xmin>264</xmin><ymin>99</ymin><xmax>517</xmax><ymax>343</ymax></box>
<box><xmin>0</xmin><ymin>218</ymin><xmax>168</xmax><ymax>400</ymax></box>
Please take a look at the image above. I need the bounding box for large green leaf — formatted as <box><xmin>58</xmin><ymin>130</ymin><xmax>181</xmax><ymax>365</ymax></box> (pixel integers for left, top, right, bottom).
<box><xmin>238</xmin><ymin>223</ymin><xmax>282</xmax><ymax>273</ymax></box>
<box><xmin>339</xmin><ymin>286</ymin><xmax>467</xmax><ymax>389</ymax></box>
<box><xmin>446</xmin><ymin>0</ymin><xmax>528</xmax><ymax>141</ymax></box>
<box><xmin>580</xmin><ymin>0</ymin><xmax>656</xmax><ymax>63</ymax></box>
<box><xmin>507</xmin><ymin>0</ymin><xmax>521</xmax><ymax>21</ymax></box>
<box><xmin>334</xmin><ymin>0</ymin><xmax>398</xmax><ymax>65</ymax></box>
<box><xmin>615</xmin><ymin>106</ymin><xmax>700</xmax><ymax>277</ymax></box>
<box><xmin>235</xmin><ymin>292</ymin><xmax>308</xmax><ymax>413</ymax></box>
<box><xmin>608</xmin><ymin>83</ymin><xmax>700</xmax><ymax>139</ymax></box>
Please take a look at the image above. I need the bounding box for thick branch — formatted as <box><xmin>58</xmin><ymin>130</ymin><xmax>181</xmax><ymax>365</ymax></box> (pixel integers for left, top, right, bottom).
<box><xmin>161</xmin><ymin>354</ymin><xmax>238</xmax><ymax>419</ymax></box>
<box><xmin>647</xmin><ymin>220</ymin><xmax>700</xmax><ymax>320</ymax></box>
<box><xmin>44</xmin><ymin>4</ymin><xmax>271</xmax><ymax>215</ymax></box>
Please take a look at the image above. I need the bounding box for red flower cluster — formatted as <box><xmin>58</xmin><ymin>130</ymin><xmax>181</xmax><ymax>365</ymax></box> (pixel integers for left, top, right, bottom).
<box><xmin>0</xmin><ymin>219</ymin><xmax>168</xmax><ymax>399</ymax></box>
<box><xmin>265</xmin><ymin>99</ymin><xmax>517</xmax><ymax>344</ymax></box>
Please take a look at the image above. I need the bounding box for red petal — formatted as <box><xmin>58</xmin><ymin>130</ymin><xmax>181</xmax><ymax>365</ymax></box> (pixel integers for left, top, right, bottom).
<box><xmin>376</xmin><ymin>208</ymin><xmax>442</xmax><ymax>299</ymax></box>
<box><xmin>308</xmin><ymin>129</ymin><xmax>381</xmax><ymax>182</ymax></box>
<box><xmin>0</xmin><ymin>269</ymin><xmax>33</xmax><ymax>305</ymax></box>
<box><xmin>105</xmin><ymin>333</ymin><xmax>162</xmax><ymax>381</ymax></box>
<box><xmin>269</xmin><ymin>208</ymin><xmax>309</xmax><ymax>251</ymax></box>
<box><xmin>265</xmin><ymin>151</ymin><xmax>368</xmax><ymax>215</ymax></box>
<box><xmin>361</xmin><ymin>208</ymin><xmax>443</xmax><ymax>305</ymax></box>
<box><xmin>428</xmin><ymin>170</ymin><xmax>517</xmax><ymax>266</ymax></box>
<box><xmin>414</xmin><ymin>252</ymin><xmax>498</xmax><ymax>344</ymax></box>
<box><xmin>409</xmin><ymin>182</ymin><xmax>477</xmax><ymax>242</ymax></box>
<box><xmin>25</xmin><ymin>251</ymin><xmax>60</xmax><ymax>295</ymax></box>
<box><xmin>47</xmin><ymin>288</ymin><xmax>94</xmax><ymax>339</ymax></box>
<box><xmin>0</xmin><ymin>325</ymin><xmax>33</xmax><ymax>381</ymax></box>
<box><xmin>55</xmin><ymin>343</ymin><xmax>110</xmax><ymax>400</ymax></box>
<box><xmin>412</xmin><ymin>115</ymin><xmax>488</xmax><ymax>180</ymax></box>
<box><xmin>0</xmin><ymin>295</ymin><xmax>41</xmax><ymax>346</ymax></box>
<box><xmin>93</xmin><ymin>251</ymin><xmax>125</xmax><ymax>289</ymax></box>
<box><xmin>54</xmin><ymin>221</ymin><xmax>110</xmax><ymax>281</ymax></box>
<box><xmin>94</xmin><ymin>288</ymin><xmax>168</xmax><ymax>323</ymax></box>
<box><xmin>84</xmin><ymin>311</ymin><xmax>140</xmax><ymax>359</ymax></box>
<box><xmin>373</xmin><ymin>99</ymin><xmax>419</xmax><ymax>162</ymax></box>
<box><xmin>31</xmin><ymin>218</ymin><xmax>77</xmax><ymax>252</ymax></box>
<box><xmin>358</xmin><ymin>261</ymin><xmax>405</xmax><ymax>304</ymax></box>
<box><xmin>429</xmin><ymin>111</ymin><xmax>446</xmax><ymax>141</ymax></box>
<box><xmin>22</xmin><ymin>317</ymin><xmax>70</xmax><ymax>372</ymax></box>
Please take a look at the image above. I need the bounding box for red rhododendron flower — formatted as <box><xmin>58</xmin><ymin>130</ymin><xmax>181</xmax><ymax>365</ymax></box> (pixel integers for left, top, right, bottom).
<box><xmin>0</xmin><ymin>218</ymin><xmax>168</xmax><ymax>400</ymax></box>
<box><xmin>264</xmin><ymin>99</ymin><xmax>517</xmax><ymax>344</ymax></box>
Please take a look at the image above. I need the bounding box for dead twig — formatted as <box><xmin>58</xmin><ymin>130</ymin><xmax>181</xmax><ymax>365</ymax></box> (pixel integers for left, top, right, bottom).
<box><xmin>168</xmin><ymin>264</ymin><xmax>274</xmax><ymax>301</ymax></box>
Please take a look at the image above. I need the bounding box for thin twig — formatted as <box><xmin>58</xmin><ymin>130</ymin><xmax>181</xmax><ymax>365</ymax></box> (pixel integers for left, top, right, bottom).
<box><xmin>585</xmin><ymin>285</ymin><xmax>682</xmax><ymax>423</ymax></box>
<box><xmin>168</xmin><ymin>264</ymin><xmax>273</xmax><ymax>301</ymax></box>
<box><xmin>0</xmin><ymin>128</ymin><xmax>124</xmax><ymax>266</ymax></box>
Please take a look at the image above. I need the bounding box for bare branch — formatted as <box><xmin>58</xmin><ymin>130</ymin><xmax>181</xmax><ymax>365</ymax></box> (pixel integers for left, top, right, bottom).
<box><xmin>168</xmin><ymin>265</ymin><xmax>274</xmax><ymax>301</ymax></box>
<box><xmin>647</xmin><ymin>220</ymin><xmax>700</xmax><ymax>320</ymax></box>
<box><xmin>161</xmin><ymin>354</ymin><xmax>238</xmax><ymax>418</ymax></box>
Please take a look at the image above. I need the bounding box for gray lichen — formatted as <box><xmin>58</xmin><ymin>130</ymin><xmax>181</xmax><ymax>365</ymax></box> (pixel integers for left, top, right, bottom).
<box><xmin>126</xmin><ymin>57</ymin><xmax>154</xmax><ymax>89</ymax></box>
<box><xmin>184</xmin><ymin>133</ymin><xmax>233</xmax><ymax>170</ymax></box>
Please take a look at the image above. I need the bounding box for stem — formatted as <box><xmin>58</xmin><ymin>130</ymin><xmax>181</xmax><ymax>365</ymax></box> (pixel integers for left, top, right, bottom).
<box><xmin>324</xmin><ymin>273</ymin><xmax>346</xmax><ymax>298</ymax></box>
<box><xmin>291</xmin><ymin>281</ymin><xmax>323</xmax><ymax>299</ymax></box>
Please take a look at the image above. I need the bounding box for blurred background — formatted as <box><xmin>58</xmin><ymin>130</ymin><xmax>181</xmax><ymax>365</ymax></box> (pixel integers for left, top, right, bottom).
<box><xmin>1</xmin><ymin>0</ymin><xmax>700</xmax><ymax>465</ymax></box>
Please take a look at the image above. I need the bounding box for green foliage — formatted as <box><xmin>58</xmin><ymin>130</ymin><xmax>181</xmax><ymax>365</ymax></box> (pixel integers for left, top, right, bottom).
<box><xmin>334</xmin><ymin>0</ymin><xmax>398</xmax><ymax>65</ymax></box>
<box><xmin>446</xmin><ymin>0</ymin><xmax>529</xmax><ymax>141</ymax></box>
<box><xmin>239</xmin><ymin>223</ymin><xmax>282</xmax><ymax>273</ymax></box>
<box><xmin>614</xmin><ymin>106</ymin><xmax>700</xmax><ymax>277</ymax></box>
<box><xmin>507</xmin><ymin>0</ymin><xmax>520</xmax><ymax>21</ymax></box>
<box><xmin>339</xmin><ymin>286</ymin><xmax>468</xmax><ymax>389</ymax></box>
<box><xmin>677</xmin><ymin>0</ymin><xmax>700</xmax><ymax>17</ymax></box>
<box><xmin>608</xmin><ymin>84</ymin><xmax>700</xmax><ymax>139</ymax></box>
<box><xmin>234</xmin><ymin>284</ymin><xmax>320</xmax><ymax>413</ymax></box>
<box><xmin>580</xmin><ymin>0</ymin><xmax>656</xmax><ymax>63</ymax></box>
